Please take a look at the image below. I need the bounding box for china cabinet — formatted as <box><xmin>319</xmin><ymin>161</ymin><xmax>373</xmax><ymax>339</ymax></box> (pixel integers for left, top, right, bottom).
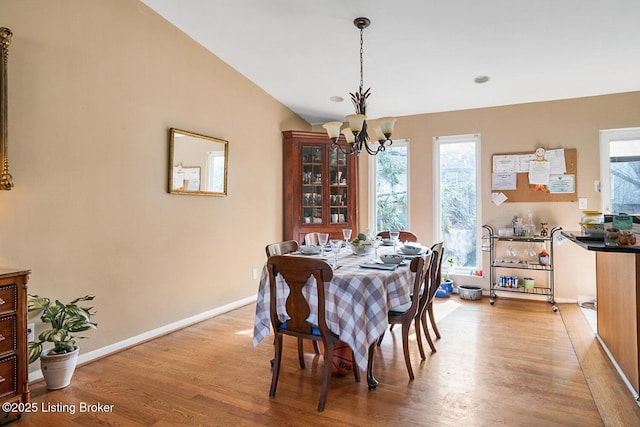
<box><xmin>283</xmin><ymin>131</ymin><xmax>358</xmax><ymax>243</ymax></box>
<box><xmin>483</xmin><ymin>225</ymin><xmax>560</xmax><ymax>311</ymax></box>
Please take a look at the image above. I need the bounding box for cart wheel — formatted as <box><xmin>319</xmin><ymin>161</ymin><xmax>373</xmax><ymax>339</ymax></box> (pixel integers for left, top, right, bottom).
<box><xmin>490</xmin><ymin>300</ymin><xmax>495</xmax><ymax>305</ymax></box>
<box><xmin>552</xmin><ymin>305</ymin><xmax>558</xmax><ymax>312</ymax></box>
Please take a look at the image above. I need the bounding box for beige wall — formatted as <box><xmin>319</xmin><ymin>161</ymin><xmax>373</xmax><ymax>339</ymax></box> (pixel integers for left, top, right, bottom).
<box><xmin>351</xmin><ymin>92</ymin><xmax>640</xmax><ymax>301</ymax></box>
<box><xmin>2</xmin><ymin>0</ymin><xmax>309</xmax><ymax>373</ymax></box>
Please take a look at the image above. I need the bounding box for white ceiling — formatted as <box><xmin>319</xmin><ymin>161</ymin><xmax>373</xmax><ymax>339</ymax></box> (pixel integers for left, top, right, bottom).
<box><xmin>141</xmin><ymin>0</ymin><xmax>640</xmax><ymax>125</ymax></box>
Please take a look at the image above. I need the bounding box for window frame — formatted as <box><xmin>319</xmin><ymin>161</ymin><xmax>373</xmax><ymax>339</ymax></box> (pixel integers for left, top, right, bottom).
<box><xmin>599</xmin><ymin>127</ymin><xmax>640</xmax><ymax>214</ymax></box>
<box><xmin>368</xmin><ymin>138</ymin><xmax>410</xmax><ymax>234</ymax></box>
<box><xmin>433</xmin><ymin>133</ymin><xmax>482</xmax><ymax>272</ymax></box>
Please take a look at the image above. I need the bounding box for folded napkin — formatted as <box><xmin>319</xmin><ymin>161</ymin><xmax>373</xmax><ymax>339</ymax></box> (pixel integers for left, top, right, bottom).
<box><xmin>359</xmin><ymin>263</ymin><xmax>399</xmax><ymax>271</ymax></box>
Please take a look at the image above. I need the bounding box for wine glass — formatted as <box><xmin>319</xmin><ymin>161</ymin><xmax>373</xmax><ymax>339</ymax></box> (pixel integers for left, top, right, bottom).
<box><xmin>389</xmin><ymin>230</ymin><xmax>400</xmax><ymax>253</ymax></box>
<box><xmin>318</xmin><ymin>233</ymin><xmax>329</xmax><ymax>257</ymax></box>
<box><xmin>342</xmin><ymin>229</ymin><xmax>352</xmax><ymax>246</ymax></box>
<box><xmin>329</xmin><ymin>239</ymin><xmax>342</xmax><ymax>269</ymax></box>
<box><xmin>371</xmin><ymin>236</ymin><xmax>382</xmax><ymax>261</ymax></box>
<box><xmin>505</xmin><ymin>244</ymin><xmax>517</xmax><ymax>259</ymax></box>
<box><xmin>524</xmin><ymin>242</ymin><xmax>537</xmax><ymax>260</ymax></box>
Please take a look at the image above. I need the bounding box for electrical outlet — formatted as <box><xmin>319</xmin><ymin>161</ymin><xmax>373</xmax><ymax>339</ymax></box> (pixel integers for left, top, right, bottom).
<box><xmin>579</xmin><ymin>197</ymin><xmax>587</xmax><ymax>210</ymax></box>
<box><xmin>252</xmin><ymin>267</ymin><xmax>258</xmax><ymax>280</ymax></box>
<box><xmin>27</xmin><ymin>323</ymin><xmax>35</xmax><ymax>342</ymax></box>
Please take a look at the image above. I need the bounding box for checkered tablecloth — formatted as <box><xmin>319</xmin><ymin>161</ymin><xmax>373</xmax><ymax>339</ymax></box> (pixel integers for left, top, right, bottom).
<box><xmin>252</xmin><ymin>247</ymin><xmax>415</xmax><ymax>371</ymax></box>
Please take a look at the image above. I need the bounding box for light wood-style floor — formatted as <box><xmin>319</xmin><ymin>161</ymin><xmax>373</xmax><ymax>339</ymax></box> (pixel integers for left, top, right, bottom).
<box><xmin>14</xmin><ymin>297</ymin><xmax>640</xmax><ymax>426</ymax></box>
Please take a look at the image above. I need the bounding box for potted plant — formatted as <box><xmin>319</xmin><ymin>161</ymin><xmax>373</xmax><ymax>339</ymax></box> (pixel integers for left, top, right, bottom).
<box><xmin>27</xmin><ymin>294</ymin><xmax>97</xmax><ymax>390</ymax></box>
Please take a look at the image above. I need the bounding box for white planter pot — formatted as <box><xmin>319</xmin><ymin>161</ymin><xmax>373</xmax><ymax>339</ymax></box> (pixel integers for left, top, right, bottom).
<box><xmin>40</xmin><ymin>347</ymin><xmax>79</xmax><ymax>390</ymax></box>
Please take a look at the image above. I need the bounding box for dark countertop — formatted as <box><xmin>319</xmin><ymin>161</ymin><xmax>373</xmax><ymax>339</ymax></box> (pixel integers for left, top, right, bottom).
<box><xmin>562</xmin><ymin>231</ymin><xmax>640</xmax><ymax>254</ymax></box>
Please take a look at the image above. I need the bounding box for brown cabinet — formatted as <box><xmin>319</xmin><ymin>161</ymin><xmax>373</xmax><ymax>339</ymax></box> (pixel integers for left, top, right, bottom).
<box><xmin>283</xmin><ymin>131</ymin><xmax>358</xmax><ymax>244</ymax></box>
<box><xmin>596</xmin><ymin>252</ymin><xmax>640</xmax><ymax>395</ymax></box>
<box><xmin>0</xmin><ymin>269</ymin><xmax>30</xmax><ymax>418</ymax></box>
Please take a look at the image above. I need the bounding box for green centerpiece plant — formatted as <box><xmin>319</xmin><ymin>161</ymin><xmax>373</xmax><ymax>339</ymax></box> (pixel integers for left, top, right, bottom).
<box><xmin>350</xmin><ymin>232</ymin><xmax>372</xmax><ymax>255</ymax></box>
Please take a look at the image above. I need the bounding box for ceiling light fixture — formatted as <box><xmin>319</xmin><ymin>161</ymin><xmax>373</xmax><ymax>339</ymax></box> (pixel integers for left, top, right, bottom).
<box><xmin>322</xmin><ymin>17</ymin><xmax>396</xmax><ymax>156</ymax></box>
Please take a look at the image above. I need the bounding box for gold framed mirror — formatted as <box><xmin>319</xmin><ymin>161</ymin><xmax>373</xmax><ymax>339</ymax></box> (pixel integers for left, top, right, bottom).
<box><xmin>169</xmin><ymin>128</ymin><xmax>228</xmax><ymax>196</ymax></box>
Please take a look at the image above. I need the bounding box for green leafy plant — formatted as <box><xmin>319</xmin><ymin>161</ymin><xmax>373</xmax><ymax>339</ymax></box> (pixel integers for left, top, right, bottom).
<box><xmin>27</xmin><ymin>294</ymin><xmax>97</xmax><ymax>364</ymax></box>
<box><xmin>443</xmin><ymin>257</ymin><xmax>455</xmax><ymax>282</ymax></box>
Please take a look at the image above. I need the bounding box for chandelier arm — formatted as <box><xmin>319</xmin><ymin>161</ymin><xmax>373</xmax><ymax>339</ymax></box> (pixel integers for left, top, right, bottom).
<box><xmin>363</xmin><ymin>139</ymin><xmax>382</xmax><ymax>156</ymax></box>
<box><xmin>331</xmin><ymin>140</ymin><xmax>348</xmax><ymax>155</ymax></box>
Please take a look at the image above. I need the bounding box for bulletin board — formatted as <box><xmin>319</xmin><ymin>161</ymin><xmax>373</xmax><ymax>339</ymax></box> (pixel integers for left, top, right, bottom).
<box><xmin>491</xmin><ymin>148</ymin><xmax>577</xmax><ymax>203</ymax></box>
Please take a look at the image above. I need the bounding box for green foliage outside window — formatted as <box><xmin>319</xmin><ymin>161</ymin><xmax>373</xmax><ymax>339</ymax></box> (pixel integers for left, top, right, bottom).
<box><xmin>375</xmin><ymin>146</ymin><xmax>408</xmax><ymax>232</ymax></box>
<box><xmin>440</xmin><ymin>141</ymin><xmax>477</xmax><ymax>268</ymax></box>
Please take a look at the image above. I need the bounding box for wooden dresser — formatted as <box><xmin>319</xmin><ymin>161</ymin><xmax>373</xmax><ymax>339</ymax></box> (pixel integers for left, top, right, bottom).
<box><xmin>0</xmin><ymin>269</ymin><xmax>30</xmax><ymax>420</ymax></box>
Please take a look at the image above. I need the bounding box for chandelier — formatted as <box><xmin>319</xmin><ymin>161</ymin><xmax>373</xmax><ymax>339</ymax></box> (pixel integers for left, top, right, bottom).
<box><xmin>322</xmin><ymin>17</ymin><xmax>396</xmax><ymax>156</ymax></box>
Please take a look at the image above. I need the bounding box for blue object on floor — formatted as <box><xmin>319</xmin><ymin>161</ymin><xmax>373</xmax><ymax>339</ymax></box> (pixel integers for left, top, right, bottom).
<box><xmin>435</xmin><ymin>280</ymin><xmax>453</xmax><ymax>298</ymax></box>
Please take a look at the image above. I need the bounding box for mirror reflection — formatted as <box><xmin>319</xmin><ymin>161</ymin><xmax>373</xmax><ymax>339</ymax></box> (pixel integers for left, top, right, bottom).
<box><xmin>169</xmin><ymin>128</ymin><xmax>228</xmax><ymax>196</ymax></box>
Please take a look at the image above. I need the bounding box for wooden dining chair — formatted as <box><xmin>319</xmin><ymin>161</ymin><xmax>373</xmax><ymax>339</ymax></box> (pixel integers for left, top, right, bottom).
<box><xmin>415</xmin><ymin>241</ymin><xmax>444</xmax><ymax>358</ymax></box>
<box><xmin>264</xmin><ymin>240</ymin><xmax>299</xmax><ymax>258</ymax></box>
<box><xmin>265</xmin><ymin>240</ymin><xmax>320</xmax><ymax>358</ymax></box>
<box><xmin>382</xmin><ymin>251</ymin><xmax>432</xmax><ymax>380</ymax></box>
<box><xmin>377</xmin><ymin>230</ymin><xmax>419</xmax><ymax>242</ymax></box>
<box><xmin>267</xmin><ymin>255</ymin><xmax>360</xmax><ymax>412</ymax></box>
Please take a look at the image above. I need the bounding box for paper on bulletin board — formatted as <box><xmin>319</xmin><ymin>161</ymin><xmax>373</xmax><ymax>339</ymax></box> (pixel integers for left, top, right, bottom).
<box><xmin>545</xmin><ymin>149</ymin><xmax>566</xmax><ymax>174</ymax></box>
<box><xmin>516</xmin><ymin>154</ymin><xmax>537</xmax><ymax>172</ymax></box>
<box><xmin>528</xmin><ymin>160</ymin><xmax>550</xmax><ymax>185</ymax></box>
<box><xmin>492</xmin><ymin>172</ymin><xmax>517</xmax><ymax>190</ymax></box>
<box><xmin>491</xmin><ymin>192</ymin><xmax>508</xmax><ymax>206</ymax></box>
<box><xmin>492</xmin><ymin>155</ymin><xmax>517</xmax><ymax>172</ymax></box>
<box><xmin>548</xmin><ymin>174</ymin><xmax>575</xmax><ymax>193</ymax></box>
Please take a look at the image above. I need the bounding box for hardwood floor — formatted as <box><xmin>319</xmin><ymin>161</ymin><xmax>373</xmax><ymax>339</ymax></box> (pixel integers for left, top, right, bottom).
<box><xmin>14</xmin><ymin>297</ymin><xmax>640</xmax><ymax>426</ymax></box>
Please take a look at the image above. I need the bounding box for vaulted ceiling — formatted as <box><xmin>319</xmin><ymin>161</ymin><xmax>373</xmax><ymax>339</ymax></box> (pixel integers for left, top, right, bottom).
<box><xmin>142</xmin><ymin>0</ymin><xmax>640</xmax><ymax>125</ymax></box>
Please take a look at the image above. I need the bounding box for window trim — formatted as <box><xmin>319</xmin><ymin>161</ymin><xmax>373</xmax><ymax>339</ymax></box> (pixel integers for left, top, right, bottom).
<box><xmin>599</xmin><ymin>127</ymin><xmax>640</xmax><ymax>214</ymax></box>
<box><xmin>433</xmin><ymin>133</ymin><xmax>482</xmax><ymax>271</ymax></box>
<box><xmin>368</xmin><ymin>139</ymin><xmax>410</xmax><ymax>233</ymax></box>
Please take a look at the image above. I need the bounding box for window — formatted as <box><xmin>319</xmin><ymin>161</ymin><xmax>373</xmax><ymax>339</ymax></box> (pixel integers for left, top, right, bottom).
<box><xmin>369</xmin><ymin>139</ymin><xmax>409</xmax><ymax>233</ymax></box>
<box><xmin>433</xmin><ymin>134</ymin><xmax>481</xmax><ymax>271</ymax></box>
<box><xmin>205</xmin><ymin>151</ymin><xmax>225</xmax><ymax>193</ymax></box>
<box><xmin>600</xmin><ymin>128</ymin><xmax>640</xmax><ymax>215</ymax></box>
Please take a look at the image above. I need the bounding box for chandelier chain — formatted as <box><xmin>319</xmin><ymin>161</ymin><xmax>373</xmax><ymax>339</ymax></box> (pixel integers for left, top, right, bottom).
<box><xmin>359</xmin><ymin>27</ymin><xmax>364</xmax><ymax>94</ymax></box>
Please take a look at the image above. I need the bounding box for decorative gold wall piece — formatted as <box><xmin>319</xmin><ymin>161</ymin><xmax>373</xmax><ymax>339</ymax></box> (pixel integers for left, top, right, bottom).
<box><xmin>169</xmin><ymin>128</ymin><xmax>228</xmax><ymax>196</ymax></box>
<box><xmin>0</xmin><ymin>27</ymin><xmax>14</xmax><ymax>190</ymax></box>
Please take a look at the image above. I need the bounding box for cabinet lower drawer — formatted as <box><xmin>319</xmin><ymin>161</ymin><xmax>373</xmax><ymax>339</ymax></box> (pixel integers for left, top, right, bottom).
<box><xmin>0</xmin><ymin>285</ymin><xmax>16</xmax><ymax>316</ymax></box>
<box><xmin>0</xmin><ymin>316</ymin><xmax>16</xmax><ymax>356</ymax></box>
<box><xmin>0</xmin><ymin>356</ymin><xmax>17</xmax><ymax>399</ymax></box>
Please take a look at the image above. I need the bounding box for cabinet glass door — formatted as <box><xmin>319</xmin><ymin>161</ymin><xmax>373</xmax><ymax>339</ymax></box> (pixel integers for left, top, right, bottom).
<box><xmin>329</xmin><ymin>147</ymin><xmax>348</xmax><ymax>224</ymax></box>
<box><xmin>301</xmin><ymin>146</ymin><xmax>323</xmax><ymax>225</ymax></box>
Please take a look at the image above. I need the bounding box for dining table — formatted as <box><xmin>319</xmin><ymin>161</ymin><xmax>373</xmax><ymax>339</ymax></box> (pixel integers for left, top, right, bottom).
<box><xmin>252</xmin><ymin>243</ymin><xmax>422</xmax><ymax>389</ymax></box>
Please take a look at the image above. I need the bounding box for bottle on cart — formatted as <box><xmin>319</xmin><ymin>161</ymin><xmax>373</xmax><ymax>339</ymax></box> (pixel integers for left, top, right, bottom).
<box><xmin>538</xmin><ymin>243</ymin><xmax>550</xmax><ymax>265</ymax></box>
<box><xmin>524</xmin><ymin>210</ymin><xmax>536</xmax><ymax>237</ymax></box>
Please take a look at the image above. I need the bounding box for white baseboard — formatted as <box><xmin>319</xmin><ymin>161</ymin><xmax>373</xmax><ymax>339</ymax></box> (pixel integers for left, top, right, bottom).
<box><xmin>28</xmin><ymin>295</ymin><xmax>256</xmax><ymax>383</ymax></box>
